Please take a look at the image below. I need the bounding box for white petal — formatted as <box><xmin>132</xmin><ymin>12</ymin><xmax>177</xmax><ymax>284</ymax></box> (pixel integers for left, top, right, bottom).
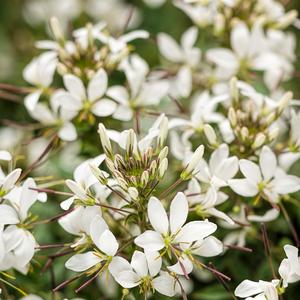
<box><xmin>91</xmin><ymin>99</ymin><xmax>117</xmax><ymax>117</ymax></box>
<box><xmin>97</xmin><ymin>229</ymin><xmax>118</xmax><ymax>256</ymax></box>
<box><xmin>157</xmin><ymin>33</ymin><xmax>183</xmax><ymax>62</ymax></box>
<box><xmin>90</xmin><ymin>216</ymin><xmax>108</xmax><ymax>248</ymax></box>
<box><xmin>58</xmin><ymin>122</ymin><xmax>77</xmax><ymax>142</ymax></box>
<box><xmin>65</xmin><ymin>179</ymin><xmax>87</xmax><ymax>199</ymax></box>
<box><xmin>273</xmin><ymin>175</ymin><xmax>300</xmax><ymax>194</ymax></box>
<box><xmin>106</xmin><ymin>86</ymin><xmax>129</xmax><ymax>105</ymax></box>
<box><xmin>247</xmin><ymin>209</ymin><xmax>279</xmax><ymax>222</ymax></box>
<box><xmin>113</xmin><ymin>105</ymin><xmax>133</xmax><ymax>121</ymax></box>
<box><xmin>114</xmin><ymin>270</ymin><xmax>140</xmax><ymax>288</ymax></box>
<box><xmin>239</xmin><ymin>159</ymin><xmax>262</xmax><ymax>183</ymax></box>
<box><xmin>0</xmin><ymin>151</ymin><xmax>12</xmax><ymax>161</ymax></box>
<box><xmin>260</xmin><ymin>146</ymin><xmax>277</xmax><ymax>181</ymax></box>
<box><xmin>145</xmin><ymin>250</ymin><xmax>162</xmax><ymax>277</ymax></box>
<box><xmin>209</xmin><ymin>144</ymin><xmax>229</xmax><ymax>174</ymax></box>
<box><xmin>192</xmin><ymin>236</ymin><xmax>223</xmax><ymax>257</ymax></box>
<box><xmin>0</xmin><ymin>204</ymin><xmax>19</xmax><ymax>225</ymax></box>
<box><xmin>24</xmin><ymin>91</ymin><xmax>42</xmax><ymax>111</ymax></box>
<box><xmin>134</xmin><ymin>230</ymin><xmax>165</xmax><ymax>251</ymax></box>
<box><xmin>235</xmin><ymin>280</ymin><xmax>262</xmax><ymax>298</ymax></box>
<box><xmin>206</xmin><ymin>48</ymin><xmax>238</xmax><ymax>70</ymax></box>
<box><xmin>109</xmin><ymin>256</ymin><xmax>132</xmax><ymax>278</ymax></box>
<box><xmin>153</xmin><ymin>272</ymin><xmax>176</xmax><ymax>297</ymax></box>
<box><xmin>231</xmin><ymin>22</ymin><xmax>250</xmax><ymax>58</ymax></box>
<box><xmin>65</xmin><ymin>252</ymin><xmax>102</xmax><ymax>272</ymax></box>
<box><xmin>175</xmin><ymin>220</ymin><xmax>217</xmax><ymax>243</ymax></box>
<box><xmin>167</xmin><ymin>255</ymin><xmax>193</xmax><ymax>275</ymax></box>
<box><xmin>63</xmin><ymin>74</ymin><xmax>86</xmax><ymax>99</ymax></box>
<box><xmin>88</xmin><ymin>69</ymin><xmax>107</xmax><ymax>101</ymax></box>
<box><xmin>206</xmin><ymin>207</ymin><xmax>234</xmax><ymax>224</ymax></box>
<box><xmin>2</xmin><ymin>169</ymin><xmax>22</xmax><ymax>192</ymax></box>
<box><xmin>147</xmin><ymin>197</ymin><xmax>168</xmax><ymax>235</ymax></box>
<box><xmin>131</xmin><ymin>251</ymin><xmax>148</xmax><ymax>277</ymax></box>
<box><xmin>169</xmin><ymin>192</ymin><xmax>188</xmax><ymax>235</ymax></box>
<box><xmin>228</xmin><ymin>179</ymin><xmax>259</xmax><ymax>197</ymax></box>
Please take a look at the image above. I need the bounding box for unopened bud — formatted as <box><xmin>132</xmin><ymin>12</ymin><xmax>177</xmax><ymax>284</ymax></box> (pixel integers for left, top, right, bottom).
<box><xmin>204</xmin><ymin>124</ymin><xmax>218</xmax><ymax>146</ymax></box>
<box><xmin>268</xmin><ymin>127</ymin><xmax>279</xmax><ymax>141</ymax></box>
<box><xmin>89</xmin><ymin>164</ymin><xmax>109</xmax><ymax>185</ymax></box>
<box><xmin>252</xmin><ymin>133</ymin><xmax>266</xmax><ymax>149</ymax></box>
<box><xmin>158</xmin><ymin>146</ymin><xmax>168</xmax><ymax>162</ymax></box>
<box><xmin>181</xmin><ymin>145</ymin><xmax>204</xmax><ymax>180</ymax></box>
<box><xmin>128</xmin><ymin>187</ymin><xmax>139</xmax><ymax>201</ymax></box>
<box><xmin>141</xmin><ymin>171</ymin><xmax>149</xmax><ymax>187</ymax></box>
<box><xmin>230</xmin><ymin>77</ymin><xmax>239</xmax><ymax>106</ymax></box>
<box><xmin>228</xmin><ymin>107</ymin><xmax>237</xmax><ymax>127</ymax></box>
<box><xmin>277</xmin><ymin>91</ymin><xmax>293</xmax><ymax>115</ymax></box>
<box><xmin>126</xmin><ymin>129</ymin><xmax>136</xmax><ymax>157</ymax></box>
<box><xmin>240</xmin><ymin>127</ymin><xmax>249</xmax><ymax>141</ymax></box>
<box><xmin>98</xmin><ymin>124</ymin><xmax>112</xmax><ymax>157</ymax></box>
<box><xmin>275</xmin><ymin>10</ymin><xmax>298</xmax><ymax>29</ymax></box>
<box><xmin>158</xmin><ymin>116</ymin><xmax>168</xmax><ymax>149</ymax></box>
<box><xmin>158</xmin><ymin>157</ymin><xmax>168</xmax><ymax>179</ymax></box>
<box><xmin>49</xmin><ymin>17</ymin><xmax>65</xmax><ymax>45</ymax></box>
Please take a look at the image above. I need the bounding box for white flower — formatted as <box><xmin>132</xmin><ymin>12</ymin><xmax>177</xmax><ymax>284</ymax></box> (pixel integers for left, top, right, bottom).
<box><xmin>61</xmin><ymin>155</ymin><xmax>106</xmax><ymax>210</ymax></box>
<box><xmin>0</xmin><ymin>178</ymin><xmax>46</xmax><ymax>274</ymax></box>
<box><xmin>134</xmin><ymin>192</ymin><xmax>217</xmax><ymax>252</ymax></box>
<box><xmin>0</xmin><ymin>168</ymin><xmax>22</xmax><ymax>199</ymax></box>
<box><xmin>107</xmin><ymin>55</ymin><xmax>169</xmax><ymax>121</ymax></box>
<box><xmin>185</xmin><ymin>178</ymin><xmax>234</xmax><ymax>224</ymax></box>
<box><xmin>23</xmin><ymin>52</ymin><xmax>57</xmax><ymax>111</ymax></box>
<box><xmin>158</xmin><ymin>27</ymin><xmax>200</xmax><ymax>67</ymax></box>
<box><xmin>109</xmin><ymin>250</ymin><xmax>181</xmax><ymax>297</ymax></box>
<box><xmin>57</xmin><ymin>69</ymin><xmax>117</xmax><ymax>118</ymax></box>
<box><xmin>65</xmin><ymin>215</ymin><xmax>118</xmax><ymax>272</ymax></box>
<box><xmin>229</xmin><ymin>146</ymin><xmax>300</xmax><ymax>202</ymax></box>
<box><xmin>28</xmin><ymin>91</ymin><xmax>78</xmax><ymax>142</ymax></box>
<box><xmin>59</xmin><ymin>206</ymin><xmax>102</xmax><ymax>247</ymax></box>
<box><xmin>278</xmin><ymin>244</ymin><xmax>300</xmax><ymax>287</ymax></box>
<box><xmin>235</xmin><ymin>279</ymin><xmax>279</xmax><ymax>300</ymax></box>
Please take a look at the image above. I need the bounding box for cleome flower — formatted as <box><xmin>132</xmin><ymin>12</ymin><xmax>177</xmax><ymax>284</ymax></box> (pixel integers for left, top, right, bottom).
<box><xmin>65</xmin><ymin>215</ymin><xmax>118</xmax><ymax>273</ymax></box>
<box><xmin>134</xmin><ymin>192</ymin><xmax>217</xmax><ymax>253</ymax></box>
<box><xmin>229</xmin><ymin>146</ymin><xmax>300</xmax><ymax>203</ymax></box>
<box><xmin>109</xmin><ymin>250</ymin><xmax>183</xmax><ymax>297</ymax></box>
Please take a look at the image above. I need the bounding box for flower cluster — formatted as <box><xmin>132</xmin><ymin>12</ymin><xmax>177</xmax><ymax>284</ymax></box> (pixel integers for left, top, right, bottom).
<box><xmin>0</xmin><ymin>0</ymin><xmax>299</xmax><ymax>298</ymax></box>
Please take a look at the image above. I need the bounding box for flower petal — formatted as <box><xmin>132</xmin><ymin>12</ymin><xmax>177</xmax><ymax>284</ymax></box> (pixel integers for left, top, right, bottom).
<box><xmin>260</xmin><ymin>146</ymin><xmax>277</xmax><ymax>181</ymax></box>
<box><xmin>147</xmin><ymin>197</ymin><xmax>168</xmax><ymax>235</ymax></box>
<box><xmin>228</xmin><ymin>179</ymin><xmax>259</xmax><ymax>197</ymax></box>
<box><xmin>169</xmin><ymin>192</ymin><xmax>188</xmax><ymax>235</ymax></box>
<box><xmin>134</xmin><ymin>230</ymin><xmax>165</xmax><ymax>251</ymax></box>
<box><xmin>65</xmin><ymin>252</ymin><xmax>102</xmax><ymax>272</ymax></box>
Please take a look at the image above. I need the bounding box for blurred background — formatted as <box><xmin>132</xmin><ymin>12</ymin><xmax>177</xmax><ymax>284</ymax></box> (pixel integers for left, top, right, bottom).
<box><xmin>0</xmin><ymin>0</ymin><xmax>299</xmax><ymax>299</ymax></box>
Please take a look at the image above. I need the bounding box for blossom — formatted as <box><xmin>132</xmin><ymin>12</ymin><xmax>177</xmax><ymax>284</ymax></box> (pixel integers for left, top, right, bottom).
<box><xmin>0</xmin><ymin>178</ymin><xmax>46</xmax><ymax>274</ymax></box>
<box><xmin>61</xmin><ymin>155</ymin><xmax>107</xmax><ymax>210</ymax></box>
<box><xmin>134</xmin><ymin>192</ymin><xmax>217</xmax><ymax>252</ymax></box>
<box><xmin>23</xmin><ymin>52</ymin><xmax>57</xmax><ymax>111</ymax></box>
<box><xmin>28</xmin><ymin>91</ymin><xmax>78</xmax><ymax>141</ymax></box>
<box><xmin>235</xmin><ymin>279</ymin><xmax>279</xmax><ymax>300</ymax></box>
<box><xmin>65</xmin><ymin>215</ymin><xmax>118</xmax><ymax>272</ymax></box>
<box><xmin>109</xmin><ymin>250</ymin><xmax>181</xmax><ymax>297</ymax></box>
<box><xmin>0</xmin><ymin>168</ymin><xmax>22</xmax><ymax>199</ymax></box>
<box><xmin>278</xmin><ymin>244</ymin><xmax>300</xmax><ymax>287</ymax></box>
<box><xmin>56</xmin><ymin>69</ymin><xmax>117</xmax><ymax>118</ymax></box>
<box><xmin>229</xmin><ymin>146</ymin><xmax>300</xmax><ymax>202</ymax></box>
<box><xmin>107</xmin><ymin>55</ymin><xmax>169</xmax><ymax>121</ymax></box>
<box><xmin>59</xmin><ymin>206</ymin><xmax>102</xmax><ymax>247</ymax></box>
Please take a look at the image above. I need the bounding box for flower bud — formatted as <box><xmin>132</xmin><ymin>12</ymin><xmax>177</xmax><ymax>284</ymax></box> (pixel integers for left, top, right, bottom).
<box><xmin>49</xmin><ymin>17</ymin><xmax>65</xmax><ymax>46</ymax></box>
<box><xmin>158</xmin><ymin>146</ymin><xmax>168</xmax><ymax>162</ymax></box>
<box><xmin>230</xmin><ymin>77</ymin><xmax>239</xmax><ymax>105</ymax></box>
<box><xmin>158</xmin><ymin>116</ymin><xmax>168</xmax><ymax>149</ymax></box>
<box><xmin>275</xmin><ymin>10</ymin><xmax>298</xmax><ymax>29</ymax></box>
<box><xmin>128</xmin><ymin>187</ymin><xmax>139</xmax><ymax>201</ymax></box>
<box><xmin>240</xmin><ymin>127</ymin><xmax>249</xmax><ymax>141</ymax></box>
<box><xmin>228</xmin><ymin>107</ymin><xmax>237</xmax><ymax>127</ymax></box>
<box><xmin>181</xmin><ymin>145</ymin><xmax>204</xmax><ymax>180</ymax></box>
<box><xmin>89</xmin><ymin>164</ymin><xmax>109</xmax><ymax>185</ymax></box>
<box><xmin>158</xmin><ymin>157</ymin><xmax>168</xmax><ymax>179</ymax></box>
<box><xmin>126</xmin><ymin>129</ymin><xmax>136</xmax><ymax>157</ymax></box>
<box><xmin>203</xmin><ymin>124</ymin><xmax>218</xmax><ymax>146</ymax></box>
<box><xmin>98</xmin><ymin>124</ymin><xmax>112</xmax><ymax>157</ymax></box>
<box><xmin>268</xmin><ymin>127</ymin><xmax>279</xmax><ymax>141</ymax></box>
<box><xmin>252</xmin><ymin>133</ymin><xmax>266</xmax><ymax>149</ymax></box>
<box><xmin>141</xmin><ymin>171</ymin><xmax>149</xmax><ymax>187</ymax></box>
<box><xmin>277</xmin><ymin>92</ymin><xmax>293</xmax><ymax>115</ymax></box>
